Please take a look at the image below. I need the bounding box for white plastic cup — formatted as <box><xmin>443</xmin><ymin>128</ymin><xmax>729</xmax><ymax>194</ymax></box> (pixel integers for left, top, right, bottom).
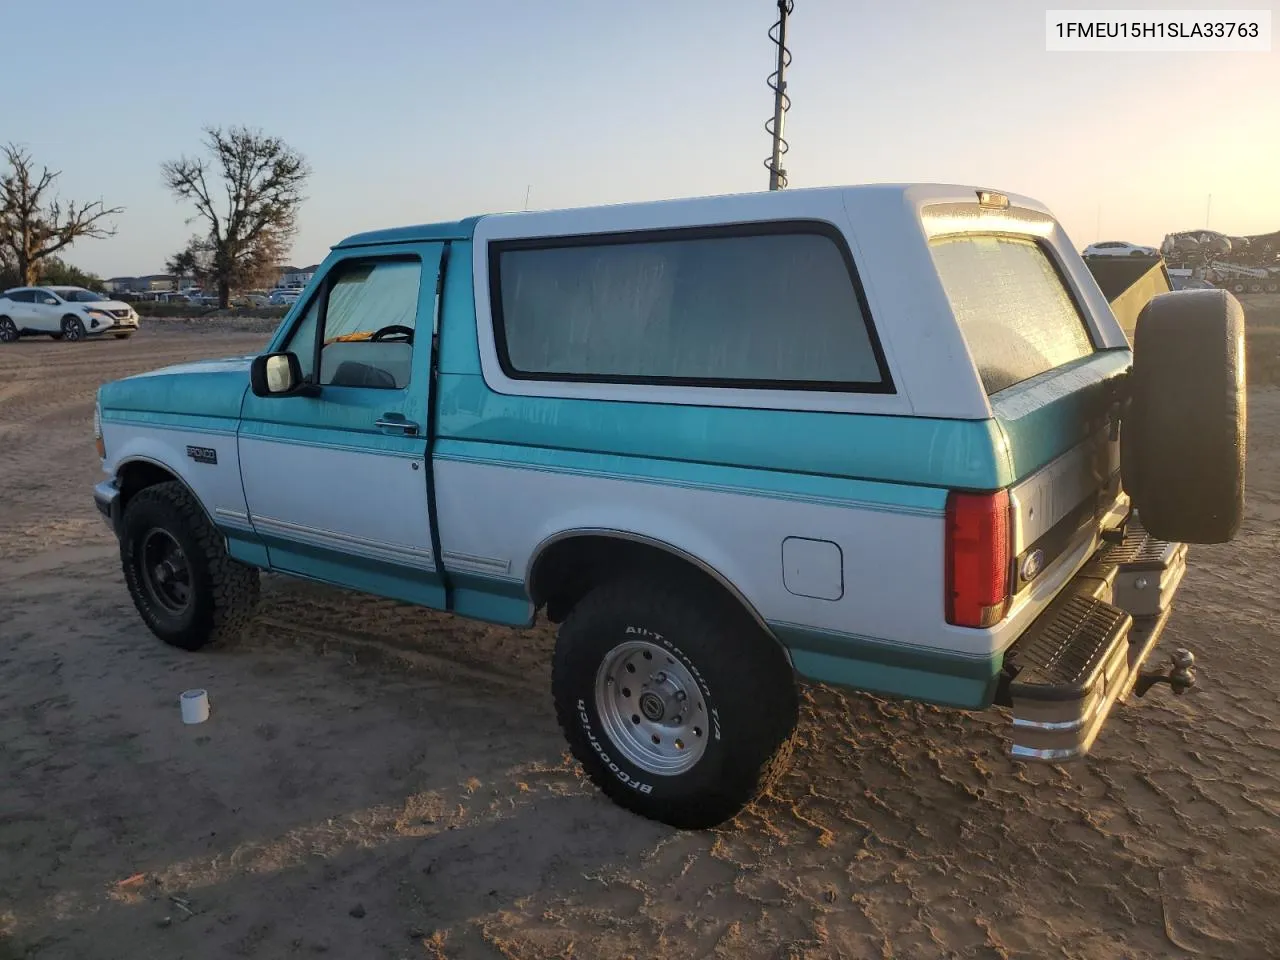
<box><xmin>180</xmin><ymin>689</ymin><xmax>210</xmax><ymax>725</ymax></box>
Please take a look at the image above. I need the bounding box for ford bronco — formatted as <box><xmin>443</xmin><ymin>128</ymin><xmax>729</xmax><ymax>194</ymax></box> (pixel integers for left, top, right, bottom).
<box><xmin>92</xmin><ymin>185</ymin><xmax>1246</xmax><ymax>828</ymax></box>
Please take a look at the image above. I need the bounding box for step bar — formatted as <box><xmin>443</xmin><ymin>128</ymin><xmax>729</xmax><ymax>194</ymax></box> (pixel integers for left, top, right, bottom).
<box><xmin>1000</xmin><ymin>517</ymin><xmax>1190</xmax><ymax>761</ymax></box>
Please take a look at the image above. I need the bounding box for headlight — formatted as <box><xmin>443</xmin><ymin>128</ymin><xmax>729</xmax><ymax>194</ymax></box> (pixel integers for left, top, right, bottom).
<box><xmin>94</xmin><ymin>401</ymin><xmax>105</xmax><ymax>459</ymax></box>
<box><xmin>86</xmin><ymin>309</ymin><xmax>110</xmax><ymax>319</ymax></box>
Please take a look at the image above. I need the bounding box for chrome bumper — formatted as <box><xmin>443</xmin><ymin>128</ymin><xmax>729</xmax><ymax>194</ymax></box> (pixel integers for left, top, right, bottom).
<box><xmin>999</xmin><ymin>517</ymin><xmax>1189</xmax><ymax>761</ymax></box>
<box><xmin>94</xmin><ymin>479</ymin><xmax>122</xmax><ymax>536</ymax></box>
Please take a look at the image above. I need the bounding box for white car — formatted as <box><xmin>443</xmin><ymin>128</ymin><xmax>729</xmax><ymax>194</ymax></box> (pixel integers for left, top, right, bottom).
<box><xmin>0</xmin><ymin>286</ymin><xmax>140</xmax><ymax>343</ymax></box>
<box><xmin>268</xmin><ymin>289</ymin><xmax>300</xmax><ymax>306</ymax></box>
<box><xmin>1083</xmin><ymin>240</ymin><xmax>1159</xmax><ymax>258</ymax></box>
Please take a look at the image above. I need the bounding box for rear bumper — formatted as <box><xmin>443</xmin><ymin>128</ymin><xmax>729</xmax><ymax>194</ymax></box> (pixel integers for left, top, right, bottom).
<box><xmin>94</xmin><ymin>479</ymin><xmax>122</xmax><ymax>537</ymax></box>
<box><xmin>998</xmin><ymin>516</ymin><xmax>1189</xmax><ymax>761</ymax></box>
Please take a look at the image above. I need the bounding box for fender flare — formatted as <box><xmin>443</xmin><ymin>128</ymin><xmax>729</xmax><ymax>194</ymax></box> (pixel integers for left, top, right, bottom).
<box><xmin>114</xmin><ymin>455</ymin><xmax>220</xmax><ymax>531</ymax></box>
<box><xmin>525</xmin><ymin>526</ymin><xmax>791</xmax><ymax>664</ymax></box>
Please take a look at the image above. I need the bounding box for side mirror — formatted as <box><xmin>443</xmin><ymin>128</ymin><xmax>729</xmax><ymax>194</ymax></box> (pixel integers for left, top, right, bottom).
<box><xmin>249</xmin><ymin>352</ymin><xmax>318</xmax><ymax>398</ymax></box>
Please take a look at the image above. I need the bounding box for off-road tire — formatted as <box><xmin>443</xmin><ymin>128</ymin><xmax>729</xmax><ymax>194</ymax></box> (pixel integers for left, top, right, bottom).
<box><xmin>1122</xmin><ymin>289</ymin><xmax>1246</xmax><ymax>544</ymax></box>
<box><xmin>120</xmin><ymin>481</ymin><xmax>260</xmax><ymax>651</ymax></box>
<box><xmin>61</xmin><ymin>315</ymin><xmax>86</xmax><ymax>342</ymax></box>
<box><xmin>552</xmin><ymin>575</ymin><xmax>798</xmax><ymax>829</ymax></box>
<box><xmin>0</xmin><ymin>317</ymin><xmax>17</xmax><ymax>343</ymax></box>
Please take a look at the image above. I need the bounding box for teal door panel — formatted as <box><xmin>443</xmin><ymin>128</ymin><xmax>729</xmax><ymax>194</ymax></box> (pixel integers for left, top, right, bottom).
<box><xmin>237</xmin><ymin>242</ymin><xmax>447</xmax><ymax>608</ymax></box>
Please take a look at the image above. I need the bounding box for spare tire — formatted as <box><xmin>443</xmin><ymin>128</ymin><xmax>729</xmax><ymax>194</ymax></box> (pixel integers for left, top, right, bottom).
<box><xmin>1121</xmin><ymin>289</ymin><xmax>1246</xmax><ymax>544</ymax></box>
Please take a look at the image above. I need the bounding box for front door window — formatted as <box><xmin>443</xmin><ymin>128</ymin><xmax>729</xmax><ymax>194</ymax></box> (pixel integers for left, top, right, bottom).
<box><xmin>283</xmin><ymin>258</ymin><xmax>422</xmax><ymax>389</ymax></box>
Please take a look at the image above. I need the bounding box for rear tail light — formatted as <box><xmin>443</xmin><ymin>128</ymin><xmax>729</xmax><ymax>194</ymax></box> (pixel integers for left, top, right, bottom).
<box><xmin>945</xmin><ymin>489</ymin><xmax>1011</xmax><ymax>628</ymax></box>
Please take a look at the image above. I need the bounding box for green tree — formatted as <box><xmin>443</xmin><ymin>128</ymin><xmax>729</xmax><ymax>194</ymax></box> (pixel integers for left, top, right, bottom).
<box><xmin>37</xmin><ymin>256</ymin><xmax>104</xmax><ymax>289</ymax></box>
<box><xmin>165</xmin><ymin>238</ymin><xmax>212</xmax><ymax>291</ymax></box>
<box><xmin>162</xmin><ymin>126</ymin><xmax>309</xmax><ymax>308</ymax></box>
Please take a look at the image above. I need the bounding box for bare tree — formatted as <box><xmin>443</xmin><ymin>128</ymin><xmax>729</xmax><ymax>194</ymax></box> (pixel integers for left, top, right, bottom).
<box><xmin>0</xmin><ymin>144</ymin><xmax>121</xmax><ymax>285</ymax></box>
<box><xmin>162</xmin><ymin>126</ymin><xmax>309</xmax><ymax>308</ymax></box>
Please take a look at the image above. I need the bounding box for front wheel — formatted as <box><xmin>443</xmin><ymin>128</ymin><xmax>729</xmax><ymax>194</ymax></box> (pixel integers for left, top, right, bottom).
<box><xmin>120</xmin><ymin>481</ymin><xmax>261</xmax><ymax>650</ymax></box>
<box><xmin>552</xmin><ymin>576</ymin><xmax>798</xmax><ymax>829</ymax></box>
<box><xmin>61</xmin><ymin>315</ymin><xmax>86</xmax><ymax>342</ymax></box>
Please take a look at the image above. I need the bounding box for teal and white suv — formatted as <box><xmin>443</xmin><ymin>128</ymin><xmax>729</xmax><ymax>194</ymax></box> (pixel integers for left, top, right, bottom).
<box><xmin>91</xmin><ymin>185</ymin><xmax>1246</xmax><ymax>829</ymax></box>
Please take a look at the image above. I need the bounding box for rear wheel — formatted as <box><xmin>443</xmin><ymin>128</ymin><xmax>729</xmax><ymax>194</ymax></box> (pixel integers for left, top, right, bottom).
<box><xmin>552</xmin><ymin>575</ymin><xmax>798</xmax><ymax>829</ymax></box>
<box><xmin>0</xmin><ymin>317</ymin><xmax>17</xmax><ymax>343</ymax></box>
<box><xmin>120</xmin><ymin>481</ymin><xmax>261</xmax><ymax>650</ymax></box>
<box><xmin>1122</xmin><ymin>289</ymin><xmax>1246</xmax><ymax>543</ymax></box>
<box><xmin>61</xmin><ymin>315</ymin><xmax>86</xmax><ymax>342</ymax></box>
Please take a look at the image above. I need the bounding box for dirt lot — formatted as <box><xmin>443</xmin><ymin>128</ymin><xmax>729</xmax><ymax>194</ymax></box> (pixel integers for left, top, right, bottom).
<box><xmin>2</xmin><ymin>312</ymin><xmax>1278</xmax><ymax>960</ymax></box>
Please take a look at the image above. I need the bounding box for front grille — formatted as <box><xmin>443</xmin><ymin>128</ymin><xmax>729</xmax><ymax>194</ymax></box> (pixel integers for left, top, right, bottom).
<box><xmin>109</xmin><ymin>309</ymin><xmax>131</xmax><ymax>319</ymax></box>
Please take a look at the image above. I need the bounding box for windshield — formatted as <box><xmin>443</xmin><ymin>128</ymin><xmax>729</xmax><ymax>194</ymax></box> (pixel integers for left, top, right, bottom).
<box><xmin>57</xmin><ymin>288</ymin><xmax>110</xmax><ymax>303</ymax></box>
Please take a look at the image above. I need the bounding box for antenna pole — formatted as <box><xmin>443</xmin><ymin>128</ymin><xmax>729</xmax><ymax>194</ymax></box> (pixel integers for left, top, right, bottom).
<box><xmin>1205</xmin><ymin>193</ymin><xmax>1212</xmax><ymax>229</ymax></box>
<box><xmin>765</xmin><ymin>1</ymin><xmax>793</xmax><ymax>190</ymax></box>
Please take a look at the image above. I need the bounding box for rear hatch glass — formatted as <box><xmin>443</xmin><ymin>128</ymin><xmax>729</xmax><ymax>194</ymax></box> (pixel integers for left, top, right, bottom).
<box><xmin>929</xmin><ymin>233</ymin><xmax>1120</xmax><ymax>599</ymax></box>
<box><xmin>929</xmin><ymin>235</ymin><xmax>1095</xmax><ymax>394</ymax></box>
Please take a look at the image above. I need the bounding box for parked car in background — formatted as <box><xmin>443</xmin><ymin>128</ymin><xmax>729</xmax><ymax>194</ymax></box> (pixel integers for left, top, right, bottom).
<box><xmin>268</xmin><ymin>288</ymin><xmax>300</xmax><ymax>306</ymax></box>
<box><xmin>1171</xmin><ymin>276</ymin><xmax>1217</xmax><ymax>291</ymax></box>
<box><xmin>236</xmin><ymin>293</ymin><xmax>271</xmax><ymax>308</ymax></box>
<box><xmin>1083</xmin><ymin>240</ymin><xmax>1159</xmax><ymax>258</ymax></box>
<box><xmin>0</xmin><ymin>286</ymin><xmax>140</xmax><ymax>343</ymax></box>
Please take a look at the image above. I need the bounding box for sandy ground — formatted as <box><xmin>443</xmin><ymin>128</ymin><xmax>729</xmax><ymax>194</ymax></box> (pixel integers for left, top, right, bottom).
<box><xmin>1</xmin><ymin>318</ymin><xmax>1278</xmax><ymax>960</ymax></box>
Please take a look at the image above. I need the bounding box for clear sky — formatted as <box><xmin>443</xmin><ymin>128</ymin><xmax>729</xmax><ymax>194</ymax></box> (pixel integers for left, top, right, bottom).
<box><xmin>4</xmin><ymin>0</ymin><xmax>1276</xmax><ymax>277</ymax></box>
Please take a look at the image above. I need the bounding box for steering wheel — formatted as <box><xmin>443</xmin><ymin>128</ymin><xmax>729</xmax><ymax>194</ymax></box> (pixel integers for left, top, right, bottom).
<box><xmin>370</xmin><ymin>324</ymin><xmax>414</xmax><ymax>343</ymax></box>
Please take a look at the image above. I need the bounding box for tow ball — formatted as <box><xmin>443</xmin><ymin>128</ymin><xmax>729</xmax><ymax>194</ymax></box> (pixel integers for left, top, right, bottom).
<box><xmin>1134</xmin><ymin>648</ymin><xmax>1197</xmax><ymax>697</ymax></box>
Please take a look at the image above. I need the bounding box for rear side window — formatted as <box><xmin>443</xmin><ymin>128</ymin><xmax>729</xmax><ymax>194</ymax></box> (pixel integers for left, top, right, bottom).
<box><xmin>930</xmin><ymin>235</ymin><xmax>1095</xmax><ymax>395</ymax></box>
<box><xmin>491</xmin><ymin>224</ymin><xmax>890</xmax><ymax>391</ymax></box>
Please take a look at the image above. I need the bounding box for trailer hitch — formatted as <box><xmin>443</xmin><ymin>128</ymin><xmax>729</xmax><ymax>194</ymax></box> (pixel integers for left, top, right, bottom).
<box><xmin>1134</xmin><ymin>648</ymin><xmax>1197</xmax><ymax>697</ymax></box>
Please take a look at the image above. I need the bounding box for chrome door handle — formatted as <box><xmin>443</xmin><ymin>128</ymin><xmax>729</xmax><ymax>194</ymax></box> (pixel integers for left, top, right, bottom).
<box><xmin>375</xmin><ymin>417</ymin><xmax>419</xmax><ymax>435</ymax></box>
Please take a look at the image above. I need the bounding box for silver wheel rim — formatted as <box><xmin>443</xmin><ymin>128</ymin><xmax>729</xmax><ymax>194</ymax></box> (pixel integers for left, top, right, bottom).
<box><xmin>593</xmin><ymin>639</ymin><xmax>710</xmax><ymax>776</ymax></box>
<box><xmin>0</xmin><ymin>320</ymin><xmax>14</xmax><ymax>342</ymax></box>
<box><xmin>64</xmin><ymin>319</ymin><xmax>81</xmax><ymax>341</ymax></box>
